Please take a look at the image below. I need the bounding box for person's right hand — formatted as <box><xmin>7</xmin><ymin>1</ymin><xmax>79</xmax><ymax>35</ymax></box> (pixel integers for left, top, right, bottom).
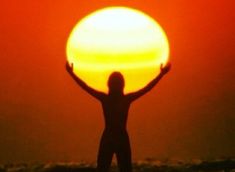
<box><xmin>66</xmin><ymin>61</ymin><xmax>74</xmax><ymax>73</ymax></box>
<box><xmin>160</xmin><ymin>62</ymin><xmax>171</xmax><ymax>75</ymax></box>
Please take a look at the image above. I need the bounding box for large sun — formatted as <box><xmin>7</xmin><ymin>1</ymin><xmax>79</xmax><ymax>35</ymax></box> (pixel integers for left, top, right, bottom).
<box><xmin>66</xmin><ymin>7</ymin><xmax>169</xmax><ymax>93</ymax></box>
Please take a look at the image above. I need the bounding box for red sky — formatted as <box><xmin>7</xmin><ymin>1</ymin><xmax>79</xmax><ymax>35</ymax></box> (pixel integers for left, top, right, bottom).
<box><xmin>0</xmin><ymin>0</ymin><xmax>235</xmax><ymax>163</ymax></box>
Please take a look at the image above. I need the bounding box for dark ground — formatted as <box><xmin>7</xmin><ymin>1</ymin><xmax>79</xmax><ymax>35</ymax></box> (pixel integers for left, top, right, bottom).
<box><xmin>1</xmin><ymin>159</ymin><xmax>235</xmax><ymax>172</ymax></box>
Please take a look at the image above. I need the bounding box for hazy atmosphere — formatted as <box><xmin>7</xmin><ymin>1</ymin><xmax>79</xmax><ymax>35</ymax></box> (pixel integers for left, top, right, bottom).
<box><xmin>0</xmin><ymin>0</ymin><xmax>234</xmax><ymax>163</ymax></box>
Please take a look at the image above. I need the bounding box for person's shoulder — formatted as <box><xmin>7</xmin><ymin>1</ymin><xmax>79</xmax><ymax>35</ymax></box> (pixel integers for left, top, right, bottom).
<box><xmin>98</xmin><ymin>93</ymin><xmax>108</xmax><ymax>101</ymax></box>
<box><xmin>124</xmin><ymin>94</ymin><xmax>134</xmax><ymax>102</ymax></box>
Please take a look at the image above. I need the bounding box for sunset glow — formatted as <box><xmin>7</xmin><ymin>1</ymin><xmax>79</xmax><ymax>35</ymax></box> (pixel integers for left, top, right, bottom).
<box><xmin>66</xmin><ymin>7</ymin><xmax>169</xmax><ymax>93</ymax></box>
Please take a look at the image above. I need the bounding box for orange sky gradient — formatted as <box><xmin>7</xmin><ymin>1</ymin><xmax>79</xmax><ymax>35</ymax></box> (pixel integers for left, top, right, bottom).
<box><xmin>0</xmin><ymin>0</ymin><xmax>235</xmax><ymax>163</ymax></box>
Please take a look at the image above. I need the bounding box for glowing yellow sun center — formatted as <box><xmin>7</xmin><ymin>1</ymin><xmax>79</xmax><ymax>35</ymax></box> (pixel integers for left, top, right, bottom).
<box><xmin>66</xmin><ymin>7</ymin><xmax>169</xmax><ymax>93</ymax></box>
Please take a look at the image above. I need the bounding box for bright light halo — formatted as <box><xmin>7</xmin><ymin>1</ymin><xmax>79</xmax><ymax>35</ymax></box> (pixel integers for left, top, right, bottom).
<box><xmin>66</xmin><ymin>6</ymin><xmax>170</xmax><ymax>93</ymax></box>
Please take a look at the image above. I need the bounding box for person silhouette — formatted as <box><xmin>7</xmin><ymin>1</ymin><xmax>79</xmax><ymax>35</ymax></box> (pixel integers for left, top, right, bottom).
<box><xmin>66</xmin><ymin>62</ymin><xmax>171</xmax><ymax>172</ymax></box>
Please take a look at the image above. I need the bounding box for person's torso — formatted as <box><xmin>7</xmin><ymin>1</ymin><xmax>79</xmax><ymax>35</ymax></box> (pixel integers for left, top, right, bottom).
<box><xmin>101</xmin><ymin>95</ymin><xmax>131</xmax><ymax>131</ymax></box>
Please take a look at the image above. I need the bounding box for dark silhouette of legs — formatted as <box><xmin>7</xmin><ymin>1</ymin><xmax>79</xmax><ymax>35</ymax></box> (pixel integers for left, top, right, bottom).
<box><xmin>97</xmin><ymin>131</ymin><xmax>113</xmax><ymax>172</ymax></box>
<box><xmin>116</xmin><ymin>132</ymin><xmax>132</xmax><ymax>172</ymax></box>
<box><xmin>97</xmin><ymin>130</ymin><xmax>132</xmax><ymax>172</ymax></box>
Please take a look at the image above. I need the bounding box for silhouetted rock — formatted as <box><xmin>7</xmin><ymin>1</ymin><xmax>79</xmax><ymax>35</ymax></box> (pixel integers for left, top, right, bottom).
<box><xmin>189</xmin><ymin>159</ymin><xmax>235</xmax><ymax>172</ymax></box>
<box><xmin>1</xmin><ymin>159</ymin><xmax>235</xmax><ymax>172</ymax></box>
<box><xmin>0</xmin><ymin>166</ymin><xmax>5</xmax><ymax>172</ymax></box>
<box><xmin>43</xmin><ymin>164</ymin><xmax>96</xmax><ymax>172</ymax></box>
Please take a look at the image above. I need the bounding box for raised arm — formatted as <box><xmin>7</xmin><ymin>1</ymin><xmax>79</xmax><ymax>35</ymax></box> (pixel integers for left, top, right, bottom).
<box><xmin>126</xmin><ymin>63</ymin><xmax>171</xmax><ymax>101</ymax></box>
<box><xmin>66</xmin><ymin>62</ymin><xmax>106</xmax><ymax>100</ymax></box>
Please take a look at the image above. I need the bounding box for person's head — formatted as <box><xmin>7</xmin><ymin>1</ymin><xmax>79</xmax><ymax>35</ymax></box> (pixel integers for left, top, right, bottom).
<box><xmin>108</xmin><ymin>72</ymin><xmax>124</xmax><ymax>94</ymax></box>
